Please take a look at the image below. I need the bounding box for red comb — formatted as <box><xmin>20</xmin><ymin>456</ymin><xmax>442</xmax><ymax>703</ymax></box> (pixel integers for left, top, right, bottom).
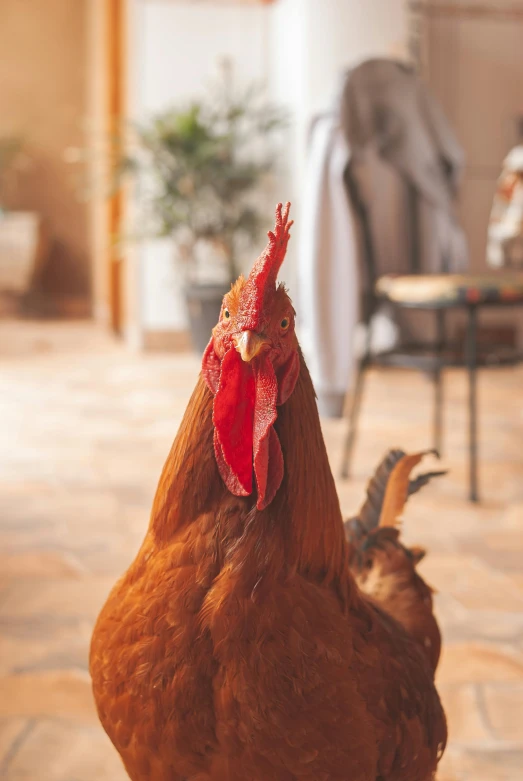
<box><xmin>239</xmin><ymin>202</ymin><xmax>293</xmax><ymax>330</ymax></box>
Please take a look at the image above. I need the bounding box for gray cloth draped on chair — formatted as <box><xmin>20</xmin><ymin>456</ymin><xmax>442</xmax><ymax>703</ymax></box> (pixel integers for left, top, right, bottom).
<box><xmin>298</xmin><ymin>58</ymin><xmax>467</xmax><ymax>417</ymax></box>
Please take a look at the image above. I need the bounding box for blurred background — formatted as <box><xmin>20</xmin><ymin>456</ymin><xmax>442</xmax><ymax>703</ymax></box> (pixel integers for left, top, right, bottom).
<box><xmin>1</xmin><ymin>1</ymin><xmax>523</xmax><ymax>780</ymax></box>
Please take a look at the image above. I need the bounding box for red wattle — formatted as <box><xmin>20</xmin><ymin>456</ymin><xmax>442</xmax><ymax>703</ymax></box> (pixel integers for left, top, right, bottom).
<box><xmin>203</xmin><ymin>342</ymin><xmax>300</xmax><ymax>509</ymax></box>
<box><xmin>252</xmin><ymin>354</ymin><xmax>280</xmax><ymax>509</ymax></box>
<box><xmin>212</xmin><ymin>348</ymin><xmax>255</xmax><ymax>495</ymax></box>
<box><xmin>213</xmin><ymin>429</ymin><xmax>249</xmax><ymax>497</ymax></box>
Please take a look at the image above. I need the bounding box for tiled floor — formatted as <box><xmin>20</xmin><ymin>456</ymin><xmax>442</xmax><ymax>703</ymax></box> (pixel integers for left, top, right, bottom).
<box><xmin>1</xmin><ymin>320</ymin><xmax>522</xmax><ymax>781</ymax></box>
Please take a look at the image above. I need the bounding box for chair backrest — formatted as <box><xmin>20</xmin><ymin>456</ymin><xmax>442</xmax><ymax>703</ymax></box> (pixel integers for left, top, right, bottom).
<box><xmin>344</xmin><ymin>163</ymin><xmax>425</xmax><ymax>321</ymax></box>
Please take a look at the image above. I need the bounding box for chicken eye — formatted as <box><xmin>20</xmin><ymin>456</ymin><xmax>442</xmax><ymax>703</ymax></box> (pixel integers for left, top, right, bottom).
<box><xmin>280</xmin><ymin>317</ymin><xmax>290</xmax><ymax>330</ymax></box>
<box><xmin>223</xmin><ymin>309</ymin><xmax>230</xmax><ymax>320</ymax></box>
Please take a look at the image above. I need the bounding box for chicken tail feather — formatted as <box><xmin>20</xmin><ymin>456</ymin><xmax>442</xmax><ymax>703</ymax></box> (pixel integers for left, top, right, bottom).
<box><xmin>348</xmin><ymin>449</ymin><xmax>446</xmax><ymax>536</ymax></box>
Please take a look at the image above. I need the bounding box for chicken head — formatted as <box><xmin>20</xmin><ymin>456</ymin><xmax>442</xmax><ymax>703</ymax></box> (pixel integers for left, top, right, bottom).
<box><xmin>202</xmin><ymin>202</ymin><xmax>300</xmax><ymax>510</ymax></box>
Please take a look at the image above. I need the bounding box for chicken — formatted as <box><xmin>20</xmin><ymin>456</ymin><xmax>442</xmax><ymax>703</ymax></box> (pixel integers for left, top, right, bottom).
<box><xmin>345</xmin><ymin>450</ymin><xmax>447</xmax><ymax>673</ymax></box>
<box><xmin>90</xmin><ymin>203</ymin><xmax>447</xmax><ymax>781</ymax></box>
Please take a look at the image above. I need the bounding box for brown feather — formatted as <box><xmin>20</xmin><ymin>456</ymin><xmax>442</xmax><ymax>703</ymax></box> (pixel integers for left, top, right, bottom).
<box><xmin>379</xmin><ymin>450</ymin><xmax>438</xmax><ymax>528</ymax></box>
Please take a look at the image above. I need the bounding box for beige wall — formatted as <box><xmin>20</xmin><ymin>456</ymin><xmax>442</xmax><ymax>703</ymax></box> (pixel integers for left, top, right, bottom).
<box><xmin>423</xmin><ymin>4</ymin><xmax>523</xmax><ymax>269</ymax></box>
<box><xmin>0</xmin><ymin>0</ymin><xmax>90</xmax><ymax>303</ymax></box>
<box><xmin>420</xmin><ymin>4</ymin><xmax>523</xmax><ymax>342</ymax></box>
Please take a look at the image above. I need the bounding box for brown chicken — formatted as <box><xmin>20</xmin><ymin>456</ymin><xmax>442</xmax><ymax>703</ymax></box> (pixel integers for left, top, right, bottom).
<box><xmin>345</xmin><ymin>450</ymin><xmax>447</xmax><ymax>673</ymax></box>
<box><xmin>90</xmin><ymin>203</ymin><xmax>447</xmax><ymax>781</ymax></box>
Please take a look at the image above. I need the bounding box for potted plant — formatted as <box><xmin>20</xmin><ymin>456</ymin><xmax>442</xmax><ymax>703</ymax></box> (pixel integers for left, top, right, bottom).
<box><xmin>0</xmin><ymin>137</ymin><xmax>43</xmax><ymax>304</ymax></box>
<box><xmin>123</xmin><ymin>74</ymin><xmax>287</xmax><ymax>352</ymax></box>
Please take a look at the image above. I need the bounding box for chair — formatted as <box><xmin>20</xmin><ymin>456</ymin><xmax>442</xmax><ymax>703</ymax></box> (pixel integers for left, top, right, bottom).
<box><xmin>340</xmin><ymin>180</ymin><xmax>523</xmax><ymax>502</ymax></box>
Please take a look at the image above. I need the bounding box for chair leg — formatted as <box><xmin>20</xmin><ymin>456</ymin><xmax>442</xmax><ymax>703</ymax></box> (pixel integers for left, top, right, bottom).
<box><xmin>433</xmin><ymin>309</ymin><xmax>445</xmax><ymax>455</ymax></box>
<box><xmin>340</xmin><ymin>355</ymin><xmax>369</xmax><ymax>479</ymax></box>
<box><xmin>433</xmin><ymin>368</ymin><xmax>443</xmax><ymax>456</ymax></box>
<box><xmin>466</xmin><ymin>306</ymin><xmax>479</xmax><ymax>502</ymax></box>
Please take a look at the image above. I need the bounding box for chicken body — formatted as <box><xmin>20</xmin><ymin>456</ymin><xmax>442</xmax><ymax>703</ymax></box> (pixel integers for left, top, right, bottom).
<box><xmin>348</xmin><ymin>526</ymin><xmax>441</xmax><ymax>674</ymax></box>
<box><xmin>91</xmin><ymin>204</ymin><xmax>445</xmax><ymax>780</ymax></box>
<box><xmin>91</xmin><ymin>363</ymin><xmax>446</xmax><ymax>781</ymax></box>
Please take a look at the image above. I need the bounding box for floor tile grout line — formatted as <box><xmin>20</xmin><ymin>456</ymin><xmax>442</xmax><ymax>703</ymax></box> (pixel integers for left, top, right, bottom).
<box><xmin>0</xmin><ymin>719</ymin><xmax>36</xmax><ymax>779</ymax></box>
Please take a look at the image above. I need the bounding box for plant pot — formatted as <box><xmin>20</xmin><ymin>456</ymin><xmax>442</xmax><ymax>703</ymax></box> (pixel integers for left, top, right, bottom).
<box><xmin>184</xmin><ymin>282</ymin><xmax>230</xmax><ymax>354</ymax></box>
<box><xmin>0</xmin><ymin>212</ymin><xmax>45</xmax><ymax>293</ymax></box>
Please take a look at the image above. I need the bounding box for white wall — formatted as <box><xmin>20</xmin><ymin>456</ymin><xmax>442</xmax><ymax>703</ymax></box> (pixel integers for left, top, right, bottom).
<box><xmin>139</xmin><ymin>2</ymin><xmax>270</xmax><ymax>113</ymax></box>
<box><xmin>304</xmin><ymin>0</ymin><xmax>409</xmax><ymax>117</ymax></box>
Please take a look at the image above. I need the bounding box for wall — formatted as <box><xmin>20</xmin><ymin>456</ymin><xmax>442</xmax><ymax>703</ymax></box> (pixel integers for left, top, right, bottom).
<box><xmin>0</xmin><ymin>0</ymin><xmax>90</xmax><ymax>305</ymax></box>
<box><xmin>424</xmin><ymin>1</ymin><xmax>523</xmax><ymax>269</ymax></box>
<box><xmin>422</xmin><ymin>1</ymin><xmax>523</xmax><ymax>339</ymax></box>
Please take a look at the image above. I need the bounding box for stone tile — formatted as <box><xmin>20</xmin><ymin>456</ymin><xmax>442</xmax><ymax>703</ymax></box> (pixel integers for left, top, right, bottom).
<box><xmin>0</xmin><ymin>551</ymin><xmax>87</xmax><ymax>579</ymax></box>
<box><xmin>479</xmin><ymin>528</ymin><xmax>523</xmax><ymax>554</ymax></box>
<box><xmin>421</xmin><ymin>555</ymin><xmax>523</xmax><ymax>613</ymax></box>
<box><xmin>439</xmin><ymin>747</ymin><xmax>523</xmax><ymax>781</ymax></box>
<box><xmin>4</xmin><ymin>719</ymin><xmax>127</xmax><ymax>781</ymax></box>
<box><xmin>0</xmin><ymin>718</ymin><xmax>30</xmax><ymax>768</ymax></box>
<box><xmin>510</xmin><ymin>573</ymin><xmax>523</xmax><ymax>592</ymax></box>
<box><xmin>483</xmin><ymin>683</ymin><xmax>523</xmax><ymax>743</ymax></box>
<box><xmin>503</xmin><ymin>503</ymin><xmax>523</xmax><ymax>530</ymax></box>
<box><xmin>438</xmin><ymin>684</ymin><xmax>492</xmax><ymax>744</ymax></box>
<box><xmin>459</xmin><ymin>529</ymin><xmax>523</xmax><ymax>574</ymax></box>
<box><xmin>0</xmin><ymin>624</ymin><xmax>90</xmax><ymax>676</ymax></box>
<box><xmin>437</xmin><ymin>643</ymin><xmax>523</xmax><ymax>685</ymax></box>
<box><xmin>438</xmin><ymin>605</ymin><xmax>523</xmax><ymax>646</ymax></box>
<box><xmin>0</xmin><ymin>671</ymin><xmax>97</xmax><ymax>724</ymax></box>
<box><xmin>0</xmin><ymin>577</ymin><xmax>115</xmax><ymax>620</ymax></box>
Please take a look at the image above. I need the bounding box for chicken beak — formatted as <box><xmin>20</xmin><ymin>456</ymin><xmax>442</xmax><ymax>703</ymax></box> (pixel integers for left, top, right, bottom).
<box><xmin>234</xmin><ymin>331</ymin><xmax>270</xmax><ymax>362</ymax></box>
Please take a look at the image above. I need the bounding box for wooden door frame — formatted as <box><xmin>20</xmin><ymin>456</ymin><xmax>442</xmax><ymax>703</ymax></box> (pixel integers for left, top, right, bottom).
<box><xmin>105</xmin><ymin>0</ymin><xmax>126</xmax><ymax>334</ymax></box>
